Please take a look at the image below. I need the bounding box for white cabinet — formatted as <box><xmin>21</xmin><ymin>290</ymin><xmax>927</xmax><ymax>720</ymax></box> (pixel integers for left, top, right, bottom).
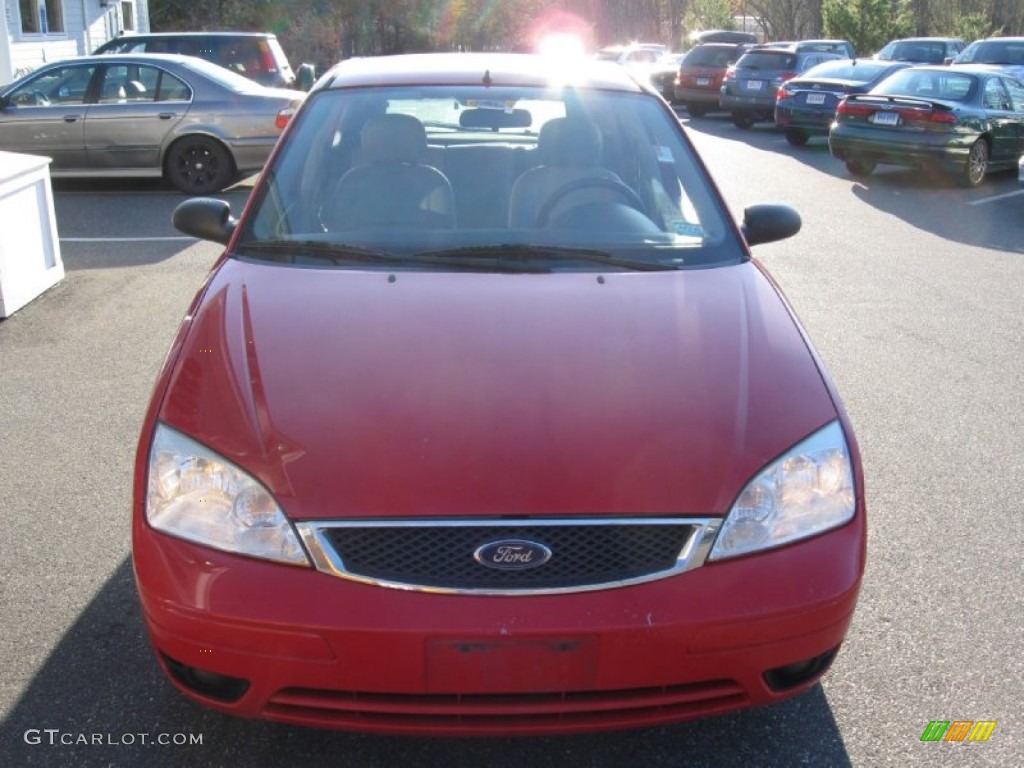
<box><xmin>0</xmin><ymin>152</ymin><xmax>65</xmax><ymax>318</ymax></box>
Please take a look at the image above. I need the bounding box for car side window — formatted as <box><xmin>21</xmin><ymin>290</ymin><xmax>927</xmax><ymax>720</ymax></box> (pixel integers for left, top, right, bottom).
<box><xmin>1001</xmin><ymin>77</ymin><xmax>1024</xmax><ymax>112</ymax></box>
<box><xmin>155</xmin><ymin>71</ymin><xmax>191</xmax><ymax>102</ymax></box>
<box><xmin>983</xmin><ymin>78</ymin><xmax>1011</xmax><ymax>111</ymax></box>
<box><xmin>7</xmin><ymin>64</ymin><xmax>96</xmax><ymax>106</ymax></box>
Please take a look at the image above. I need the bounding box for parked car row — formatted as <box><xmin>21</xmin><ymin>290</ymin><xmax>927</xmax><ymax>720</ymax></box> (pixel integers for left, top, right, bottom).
<box><xmin>669</xmin><ymin>35</ymin><xmax>1024</xmax><ymax>188</ymax></box>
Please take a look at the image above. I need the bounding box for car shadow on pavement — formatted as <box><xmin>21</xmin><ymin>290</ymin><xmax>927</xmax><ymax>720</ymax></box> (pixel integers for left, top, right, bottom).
<box><xmin>1</xmin><ymin>558</ymin><xmax>852</xmax><ymax>768</ymax></box>
<box><xmin>682</xmin><ymin>116</ymin><xmax>1024</xmax><ymax>254</ymax></box>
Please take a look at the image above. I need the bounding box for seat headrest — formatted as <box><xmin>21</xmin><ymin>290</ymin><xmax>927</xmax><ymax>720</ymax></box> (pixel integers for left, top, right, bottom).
<box><xmin>360</xmin><ymin>113</ymin><xmax>428</xmax><ymax>164</ymax></box>
<box><xmin>537</xmin><ymin>117</ymin><xmax>603</xmax><ymax>167</ymax></box>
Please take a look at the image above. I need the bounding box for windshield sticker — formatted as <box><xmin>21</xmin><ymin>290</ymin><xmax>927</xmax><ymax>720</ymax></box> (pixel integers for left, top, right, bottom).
<box><xmin>671</xmin><ymin>221</ymin><xmax>704</xmax><ymax>237</ymax></box>
<box><xmin>655</xmin><ymin>145</ymin><xmax>674</xmax><ymax>163</ymax></box>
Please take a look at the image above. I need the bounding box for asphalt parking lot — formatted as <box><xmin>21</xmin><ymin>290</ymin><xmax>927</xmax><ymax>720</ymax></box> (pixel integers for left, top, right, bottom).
<box><xmin>1</xmin><ymin>114</ymin><xmax>1022</xmax><ymax>766</ymax></box>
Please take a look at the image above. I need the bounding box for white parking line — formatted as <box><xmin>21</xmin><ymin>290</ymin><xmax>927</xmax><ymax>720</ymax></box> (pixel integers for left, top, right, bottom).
<box><xmin>968</xmin><ymin>188</ymin><xmax>1024</xmax><ymax>205</ymax></box>
<box><xmin>60</xmin><ymin>236</ymin><xmax>196</xmax><ymax>242</ymax></box>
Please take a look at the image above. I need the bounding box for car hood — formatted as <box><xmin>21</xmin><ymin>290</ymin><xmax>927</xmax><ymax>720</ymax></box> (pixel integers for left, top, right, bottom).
<box><xmin>159</xmin><ymin>260</ymin><xmax>838</xmax><ymax>519</ymax></box>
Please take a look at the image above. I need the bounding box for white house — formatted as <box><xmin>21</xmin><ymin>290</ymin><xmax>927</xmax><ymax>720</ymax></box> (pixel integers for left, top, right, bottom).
<box><xmin>1</xmin><ymin>0</ymin><xmax>150</xmax><ymax>85</ymax></box>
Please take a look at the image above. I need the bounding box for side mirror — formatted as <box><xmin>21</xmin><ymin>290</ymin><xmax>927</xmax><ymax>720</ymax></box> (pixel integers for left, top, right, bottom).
<box><xmin>296</xmin><ymin>62</ymin><xmax>316</xmax><ymax>91</ymax></box>
<box><xmin>741</xmin><ymin>204</ymin><xmax>801</xmax><ymax>246</ymax></box>
<box><xmin>172</xmin><ymin>198</ymin><xmax>236</xmax><ymax>245</ymax></box>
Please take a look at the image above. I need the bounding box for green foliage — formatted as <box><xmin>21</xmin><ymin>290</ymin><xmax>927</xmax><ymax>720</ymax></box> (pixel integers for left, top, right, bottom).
<box><xmin>949</xmin><ymin>12</ymin><xmax>999</xmax><ymax>42</ymax></box>
<box><xmin>822</xmin><ymin>0</ymin><xmax>914</xmax><ymax>55</ymax></box>
<box><xmin>683</xmin><ymin>0</ymin><xmax>738</xmax><ymax>40</ymax></box>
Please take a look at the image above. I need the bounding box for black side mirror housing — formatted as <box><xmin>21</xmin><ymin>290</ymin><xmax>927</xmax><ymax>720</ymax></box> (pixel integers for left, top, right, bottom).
<box><xmin>741</xmin><ymin>204</ymin><xmax>801</xmax><ymax>246</ymax></box>
<box><xmin>172</xmin><ymin>198</ymin><xmax>236</xmax><ymax>245</ymax></box>
<box><xmin>296</xmin><ymin>63</ymin><xmax>316</xmax><ymax>91</ymax></box>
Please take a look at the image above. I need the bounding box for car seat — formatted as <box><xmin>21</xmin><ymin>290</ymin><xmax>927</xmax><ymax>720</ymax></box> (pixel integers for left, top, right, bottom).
<box><xmin>325</xmin><ymin>114</ymin><xmax>456</xmax><ymax>230</ymax></box>
<box><xmin>507</xmin><ymin>117</ymin><xmax>628</xmax><ymax>228</ymax></box>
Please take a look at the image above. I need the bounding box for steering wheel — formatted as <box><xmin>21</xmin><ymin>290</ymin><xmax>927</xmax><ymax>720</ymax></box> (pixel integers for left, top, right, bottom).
<box><xmin>32</xmin><ymin>90</ymin><xmax>51</xmax><ymax>106</ymax></box>
<box><xmin>536</xmin><ymin>177</ymin><xmax>646</xmax><ymax>228</ymax></box>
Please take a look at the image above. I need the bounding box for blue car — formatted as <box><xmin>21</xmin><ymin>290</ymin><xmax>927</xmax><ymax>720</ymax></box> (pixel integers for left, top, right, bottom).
<box><xmin>720</xmin><ymin>47</ymin><xmax>843</xmax><ymax>128</ymax></box>
<box><xmin>775</xmin><ymin>59</ymin><xmax>911</xmax><ymax>146</ymax></box>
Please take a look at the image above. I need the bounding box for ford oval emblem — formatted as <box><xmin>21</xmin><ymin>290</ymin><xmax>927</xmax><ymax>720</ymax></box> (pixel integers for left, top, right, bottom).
<box><xmin>474</xmin><ymin>539</ymin><xmax>552</xmax><ymax>571</ymax></box>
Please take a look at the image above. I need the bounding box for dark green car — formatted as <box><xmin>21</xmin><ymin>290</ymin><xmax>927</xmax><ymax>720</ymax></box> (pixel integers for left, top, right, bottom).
<box><xmin>828</xmin><ymin>64</ymin><xmax>1024</xmax><ymax>186</ymax></box>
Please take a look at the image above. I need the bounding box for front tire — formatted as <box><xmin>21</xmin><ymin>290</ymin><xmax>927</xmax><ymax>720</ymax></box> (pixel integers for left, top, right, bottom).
<box><xmin>845</xmin><ymin>158</ymin><xmax>876</xmax><ymax>178</ymax></box>
<box><xmin>165</xmin><ymin>136</ymin><xmax>236</xmax><ymax>195</ymax></box>
<box><xmin>958</xmin><ymin>139</ymin><xmax>989</xmax><ymax>187</ymax></box>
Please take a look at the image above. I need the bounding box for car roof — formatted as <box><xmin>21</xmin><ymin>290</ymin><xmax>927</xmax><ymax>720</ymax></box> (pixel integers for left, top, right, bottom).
<box><xmin>944</xmin><ymin>63</ymin><xmax>1013</xmax><ymax>75</ymax></box>
<box><xmin>320</xmin><ymin>53</ymin><xmax>645</xmax><ymax>92</ymax></box>
<box><xmin>691</xmin><ymin>42</ymin><xmax>748</xmax><ymax>50</ymax></box>
<box><xmin>33</xmin><ymin>53</ymin><xmax>202</xmax><ymax>66</ymax></box>
<box><xmin>102</xmin><ymin>31</ymin><xmax>278</xmax><ymax>40</ymax></box>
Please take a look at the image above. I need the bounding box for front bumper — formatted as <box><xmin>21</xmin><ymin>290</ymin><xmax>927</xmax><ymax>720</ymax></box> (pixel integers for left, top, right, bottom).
<box><xmin>134</xmin><ymin>509</ymin><xmax>864</xmax><ymax>736</ymax></box>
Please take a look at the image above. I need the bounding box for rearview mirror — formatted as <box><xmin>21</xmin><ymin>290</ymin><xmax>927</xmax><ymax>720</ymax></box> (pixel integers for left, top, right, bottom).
<box><xmin>459</xmin><ymin>108</ymin><xmax>532</xmax><ymax>130</ymax></box>
<box><xmin>172</xmin><ymin>198</ymin><xmax>236</xmax><ymax>245</ymax></box>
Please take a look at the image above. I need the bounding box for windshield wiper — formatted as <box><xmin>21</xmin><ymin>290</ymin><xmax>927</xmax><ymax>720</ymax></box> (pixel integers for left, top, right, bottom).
<box><xmin>415</xmin><ymin>244</ymin><xmax>679</xmax><ymax>271</ymax></box>
<box><xmin>233</xmin><ymin>240</ymin><xmax>549</xmax><ymax>272</ymax></box>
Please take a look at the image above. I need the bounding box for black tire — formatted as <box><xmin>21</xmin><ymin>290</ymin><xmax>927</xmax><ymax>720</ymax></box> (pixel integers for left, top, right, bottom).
<box><xmin>686</xmin><ymin>103</ymin><xmax>709</xmax><ymax>118</ymax></box>
<box><xmin>165</xmin><ymin>136</ymin><xmax>236</xmax><ymax>195</ymax></box>
<box><xmin>957</xmin><ymin>139</ymin><xmax>989</xmax><ymax>187</ymax></box>
<box><xmin>732</xmin><ymin>111</ymin><xmax>755</xmax><ymax>129</ymax></box>
<box><xmin>784</xmin><ymin>128</ymin><xmax>809</xmax><ymax>147</ymax></box>
<box><xmin>845</xmin><ymin>158</ymin><xmax>876</xmax><ymax>178</ymax></box>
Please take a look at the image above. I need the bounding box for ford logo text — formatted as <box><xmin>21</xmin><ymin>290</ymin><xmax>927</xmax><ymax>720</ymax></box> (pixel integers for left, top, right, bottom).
<box><xmin>474</xmin><ymin>539</ymin><xmax>552</xmax><ymax>571</ymax></box>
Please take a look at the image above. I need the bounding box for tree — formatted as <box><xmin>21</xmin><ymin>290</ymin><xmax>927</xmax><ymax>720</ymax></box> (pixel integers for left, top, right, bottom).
<box><xmin>745</xmin><ymin>0</ymin><xmax>824</xmax><ymax>40</ymax></box>
<box><xmin>684</xmin><ymin>0</ymin><xmax>737</xmax><ymax>36</ymax></box>
<box><xmin>822</xmin><ymin>0</ymin><xmax>913</xmax><ymax>56</ymax></box>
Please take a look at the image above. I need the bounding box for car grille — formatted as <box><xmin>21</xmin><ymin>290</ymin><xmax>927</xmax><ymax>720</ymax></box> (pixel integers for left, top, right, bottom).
<box><xmin>263</xmin><ymin>679</ymin><xmax>747</xmax><ymax>735</ymax></box>
<box><xmin>295</xmin><ymin>517</ymin><xmax>720</xmax><ymax>595</ymax></box>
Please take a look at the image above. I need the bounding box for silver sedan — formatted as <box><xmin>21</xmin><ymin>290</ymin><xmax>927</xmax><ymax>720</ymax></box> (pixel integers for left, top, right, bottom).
<box><xmin>0</xmin><ymin>54</ymin><xmax>305</xmax><ymax>193</ymax></box>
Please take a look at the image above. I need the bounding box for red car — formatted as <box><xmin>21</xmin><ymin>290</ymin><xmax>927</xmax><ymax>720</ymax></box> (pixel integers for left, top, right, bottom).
<box><xmin>135</xmin><ymin>52</ymin><xmax>865</xmax><ymax>736</ymax></box>
<box><xmin>674</xmin><ymin>42</ymin><xmax>752</xmax><ymax>116</ymax></box>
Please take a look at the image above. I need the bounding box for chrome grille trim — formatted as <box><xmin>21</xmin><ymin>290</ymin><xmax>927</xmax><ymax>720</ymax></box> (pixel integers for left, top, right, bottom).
<box><xmin>295</xmin><ymin>517</ymin><xmax>723</xmax><ymax>596</ymax></box>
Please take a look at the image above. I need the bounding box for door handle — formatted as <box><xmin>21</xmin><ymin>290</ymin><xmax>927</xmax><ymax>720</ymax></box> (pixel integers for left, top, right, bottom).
<box><xmin>63</xmin><ymin>115</ymin><xmax>82</xmax><ymax>123</ymax></box>
<box><xmin>158</xmin><ymin>113</ymin><xmax>176</xmax><ymax>120</ymax></box>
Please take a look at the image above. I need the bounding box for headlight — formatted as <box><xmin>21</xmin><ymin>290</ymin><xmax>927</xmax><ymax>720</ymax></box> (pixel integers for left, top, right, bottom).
<box><xmin>145</xmin><ymin>423</ymin><xmax>310</xmax><ymax>566</ymax></box>
<box><xmin>709</xmin><ymin>421</ymin><xmax>855</xmax><ymax>560</ymax></box>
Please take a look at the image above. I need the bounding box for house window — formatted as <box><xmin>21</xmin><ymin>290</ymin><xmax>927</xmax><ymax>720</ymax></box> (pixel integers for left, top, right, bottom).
<box><xmin>19</xmin><ymin>0</ymin><xmax>64</xmax><ymax>34</ymax></box>
<box><xmin>121</xmin><ymin>1</ymin><xmax>135</xmax><ymax>32</ymax></box>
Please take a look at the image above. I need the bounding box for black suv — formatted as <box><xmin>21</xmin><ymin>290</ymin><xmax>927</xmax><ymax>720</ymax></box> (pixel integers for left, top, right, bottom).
<box><xmin>93</xmin><ymin>32</ymin><xmax>303</xmax><ymax>89</ymax></box>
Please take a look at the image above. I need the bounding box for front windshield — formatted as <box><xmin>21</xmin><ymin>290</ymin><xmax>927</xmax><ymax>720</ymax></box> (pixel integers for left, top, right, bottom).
<box><xmin>240</xmin><ymin>83</ymin><xmax>738</xmax><ymax>271</ymax></box>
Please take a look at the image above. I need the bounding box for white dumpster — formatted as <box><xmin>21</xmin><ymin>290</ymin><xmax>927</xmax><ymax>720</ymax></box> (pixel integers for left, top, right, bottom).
<box><xmin>0</xmin><ymin>151</ymin><xmax>65</xmax><ymax>318</ymax></box>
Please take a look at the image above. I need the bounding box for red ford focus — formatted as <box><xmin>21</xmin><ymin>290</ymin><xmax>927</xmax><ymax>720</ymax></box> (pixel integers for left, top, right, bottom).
<box><xmin>133</xmin><ymin>52</ymin><xmax>865</xmax><ymax>736</ymax></box>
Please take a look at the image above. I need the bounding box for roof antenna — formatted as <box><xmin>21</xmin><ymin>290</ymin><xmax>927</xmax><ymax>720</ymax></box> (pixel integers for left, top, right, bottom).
<box><xmin>482</xmin><ymin>69</ymin><xmax>492</xmax><ymax>87</ymax></box>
